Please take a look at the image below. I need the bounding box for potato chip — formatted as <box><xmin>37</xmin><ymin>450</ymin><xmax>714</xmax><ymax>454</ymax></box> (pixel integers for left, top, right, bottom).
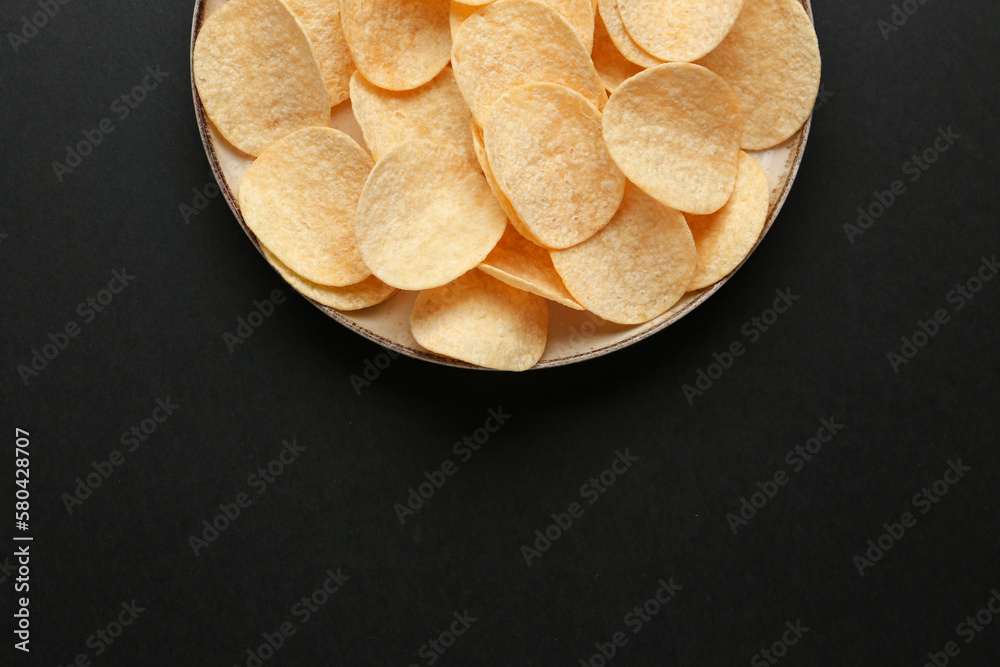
<box><xmin>410</xmin><ymin>269</ymin><xmax>548</xmax><ymax>371</ymax></box>
<box><xmin>193</xmin><ymin>0</ymin><xmax>329</xmax><ymax>156</ymax></box>
<box><xmin>450</xmin><ymin>1</ymin><xmax>477</xmax><ymax>40</ymax></box>
<box><xmin>239</xmin><ymin>127</ymin><xmax>373</xmax><ymax>286</ymax></box>
<box><xmin>283</xmin><ymin>0</ymin><xmax>355</xmax><ymax>107</ymax></box>
<box><xmin>479</xmin><ymin>226</ymin><xmax>584</xmax><ymax>309</ymax></box>
<box><xmin>551</xmin><ymin>185</ymin><xmax>696</xmax><ymax>324</ymax></box>
<box><xmin>262</xmin><ymin>247</ymin><xmax>397</xmax><ymax>311</ymax></box>
<box><xmin>451</xmin><ymin>0</ymin><xmax>595</xmax><ymax>52</ymax></box>
<box><xmin>355</xmin><ymin>140</ymin><xmax>507</xmax><ymax>290</ymax></box>
<box><xmin>469</xmin><ymin>122</ymin><xmax>543</xmax><ymax>245</ymax></box>
<box><xmin>603</xmin><ymin>63</ymin><xmax>741</xmax><ymax>215</ymax></box>
<box><xmin>451</xmin><ymin>0</ymin><xmax>605</xmax><ymax>126</ymax></box>
<box><xmin>484</xmin><ymin>83</ymin><xmax>625</xmax><ymax>249</ymax></box>
<box><xmin>592</xmin><ymin>10</ymin><xmax>641</xmax><ymax>93</ymax></box>
<box><xmin>350</xmin><ymin>67</ymin><xmax>474</xmax><ymax>162</ymax></box>
<box><xmin>686</xmin><ymin>151</ymin><xmax>769</xmax><ymax>290</ymax></box>
<box><xmin>341</xmin><ymin>0</ymin><xmax>451</xmax><ymax>91</ymax></box>
<box><xmin>617</xmin><ymin>0</ymin><xmax>742</xmax><ymax>62</ymax></box>
<box><xmin>596</xmin><ymin>0</ymin><xmax>661</xmax><ymax>68</ymax></box>
<box><xmin>697</xmin><ymin>0</ymin><xmax>821</xmax><ymax>150</ymax></box>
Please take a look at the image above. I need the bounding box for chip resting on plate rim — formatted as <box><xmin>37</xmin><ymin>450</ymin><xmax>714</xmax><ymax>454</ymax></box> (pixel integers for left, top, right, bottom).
<box><xmin>479</xmin><ymin>225</ymin><xmax>584</xmax><ymax>310</ymax></box>
<box><xmin>262</xmin><ymin>247</ymin><xmax>397</xmax><ymax>311</ymax></box>
<box><xmin>238</xmin><ymin>127</ymin><xmax>373</xmax><ymax>287</ymax></box>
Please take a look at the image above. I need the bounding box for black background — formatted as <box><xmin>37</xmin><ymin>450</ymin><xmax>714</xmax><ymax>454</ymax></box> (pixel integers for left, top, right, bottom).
<box><xmin>2</xmin><ymin>1</ymin><xmax>998</xmax><ymax>665</ymax></box>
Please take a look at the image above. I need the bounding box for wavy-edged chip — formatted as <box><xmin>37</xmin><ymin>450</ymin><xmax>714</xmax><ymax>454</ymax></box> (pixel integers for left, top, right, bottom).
<box><xmin>239</xmin><ymin>127</ymin><xmax>373</xmax><ymax>286</ymax></box>
<box><xmin>479</xmin><ymin>225</ymin><xmax>584</xmax><ymax>309</ymax></box>
<box><xmin>262</xmin><ymin>247</ymin><xmax>397</xmax><ymax>311</ymax></box>
<box><xmin>355</xmin><ymin>140</ymin><xmax>507</xmax><ymax>290</ymax></box>
<box><xmin>350</xmin><ymin>67</ymin><xmax>474</xmax><ymax>162</ymax></box>
<box><xmin>686</xmin><ymin>151</ymin><xmax>769</xmax><ymax>290</ymax></box>
<box><xmin>452</xmin><ymin>0</ymin><xmax>605</xmax><ymax>126</ymax></box>
<box><xmin>603</xmin><ymin>63</ymin><xmax>741</xmax><ymax>215</ymax></box>
<box><xmin>596</xmin><ymin>0</ymin><xmax>661</xmax><ymax>67</ymax></box>
<box><xmin>551</xmin><ymin>185</ymin><xmax>696</xmax><ymax>324</ymax></box>
<box><xmin>410</xmin><ymin>269</ymin><xmax>548</xmax><ymax>371</ymax></box>
<box><xmin>283</xmin><ymin>0</ymin><xmax>355</xmax><ymax>107</ymax></box>
<box><xmin>484</xmin><ymin>83</ymin><xmax>625</xmax><ymax>249</ymax></box>
<box><xmin>617</xmin><ymin>0</ymin><xmax>742</xmax><ymax>62</ymax></box>
<box><xmin>697</xmin><ymin>0</ymin><xmax>820</xmax><ymax>150</ymax></box>
<box><xmin>193</xmin><ymin>0</ymin><xmax>329</xmax><ymax>156</ymax></box>
<box><xmin>592</xmin><ymin>10</ymin><xmax>642</xmax><ymax>93</ymax></box>
<box><xmin>341</xmin><ymin>0</ymin><xmax>451</xmax><ymax>91</ymax></box>
<box><xmin>469</xmin><ymin>122</ymin><xmax>542</xmax><ymax>245</ymax></box>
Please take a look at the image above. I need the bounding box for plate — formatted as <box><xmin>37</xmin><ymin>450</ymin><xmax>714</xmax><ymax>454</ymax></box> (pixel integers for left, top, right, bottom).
<box><xmin>190</xmin><ymin>0</ymin><xmax>813</xmax><ymax>370</ymax></box>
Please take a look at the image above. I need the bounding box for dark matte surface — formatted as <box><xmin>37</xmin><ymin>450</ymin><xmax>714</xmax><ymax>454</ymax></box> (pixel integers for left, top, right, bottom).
<box><xmin>2</xmin><ymin>1</ymin><xmax>999</xmax><ymax>666</ymax></box>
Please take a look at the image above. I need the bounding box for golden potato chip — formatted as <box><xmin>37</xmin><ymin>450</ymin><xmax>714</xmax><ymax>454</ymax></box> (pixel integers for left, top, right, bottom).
<box><xmin>451</xmin><ymin>0</ymin><xmax>595</xmax><ymax>52</ymax></box>
<box><xmin>617</xmin><ymin>0</ymin><xmax>742</xmax><ymax>62</ymax></box>
<box><xmin>592</xmin><ymin>10</ymin><xmax>641</xmax><ymax>93</ymax></box>
<box><xmin>283</xmin><ymin>0</ymin><xmax>355</xmax><ymax>107</ymax></box>
<box><xmin>350</xmin><ymin>67</ymin><xmax>474</xmax><ymax>162</ymax></box>
<box><xmin>450</xmin><ymin>1</ymin><xmax>477</xmax><ymax>40</ymax></box>
<box><xmin>596</xmin><ymin>0</ymin><xmax>661</xmax><ymax>67</ymax></box>
<box><xmin>355</xmin><ymin>140</ymin><xmax>507</xmax><ymax>290</ymax></box>
<box><xmin>697</xmin><ymin>0</ymin><xmax>821</xmax><ymax>150</ymax></box>
<box><xmin>410</xmin><ymin>269</ymin><xmax>548</xmax><ymax>371</ymax></box>
<box><xmin>469</xmin><ymin>122</ymin><xmax>543</xmax><ymax>245</ymax></box>
<box><xmin>484</xmin><ymin>83</ymin><xmax>625</xmax><ymax>249</ymax></box>
<box><xmin>452</xmin><ymin>0</ymin><xmax>605</xmax><ymax>126</ymax></box>
<box><xmin>551</xmin><ymin>185</ymin><xmax>696</xmax><ymax>324</ymax></box>
<box><xmin>479</xmin><ymin>225</ymin><xmax>584</xmax><ymax>309</ymax></box>
<box><xmin>603</xmin><ymin>63</ymin><xmax>741</xmax><ymax>215</ymax></box>
<box><xmin>686</xmin><ymin>151</ymin><xmax>769</xmax><ymax>290</ymax></box>
<box><xmin>239</xmin><ymin>127</ymin><xmax>373</xmax><ymax>286</ymax></box>
<box><xmin>262</xmin><ymin>247</ymin><xmax>397</xmax><ymax>311</ymax></box>
<box><xmin>193</xmin><ymin>0</ymin><xmax>329</xmax><ymax>156</ymax></box>
<box><xmin>341</xmin><ymin>0</ymin><xmax>451</xmax><ymax>91</ymax></box>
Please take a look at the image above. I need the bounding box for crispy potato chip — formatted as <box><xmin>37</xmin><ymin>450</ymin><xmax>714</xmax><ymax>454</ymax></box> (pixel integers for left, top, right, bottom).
<box><xmin>355</xmin><ymin>140</ymin><xmax>507</xmax><ymax>290</ymax></box>
<box><xmin>551</xmin><ymin>185</ymin><xmax>696</xmax><ymax>324</ymax></box>
<box><xmin>341</xmin><ymin>0</ymin><xmax>451</xmax><ymax>91</ymax></box>
<box><xmin>262</xmin><ymin>247</ymin><xmax>397</xmax><ymax>311</ymax></box>
<box><xmin>410</xmin><ymin>269</ymin><xmax>548</xmax><ymax>371</ymax></box>
<box><xmin>592</xmin><ymin>10</ymin><xmax>642</xmax><ymax>93</ymax></box>
<box><xmin>596</xmin><ymin>0</ymin><xmax>661</xmax><ymax>67</ymax></box>
<box><xmin>603</xmin><ymin>63</ymin><xmax>741</xmax><ymax>215</ymax></box>
<box><xmin>452</xmin><ymin>0</ymin><xmax>605</xmax><ymax>126</ymax></box>
<box><xmin>450</xmin><ymin>1</ymin><xmax>477</xmax><ymax>40</ymax></box>
<box><xmin>469</xmin><ymin>122</ymin><xmax>543</xmax><ymax>245</ymax></box>
<box><xmin>479</xmin><ymin>225</ymin><xmax>584</xmax><ymax>309</ymax></box>
<box><xmin>239</xmin><ymin>127</ymin><xmax>373</xmax><ymax>286</ymax></box>
<box><xmin>193</xmin><ymin>0</ymin><xmax>329</xmax><ymax>156</ymax></box>
<box><xmin>283</xmin><ymin>0</ymin><xmax>356</xmax><ymax>107</ymax></box>
<box><xmin>697</xmin><ymin>0</ymin><xmax>821</xmax><ymax>150</ymax></box>
<box><xmin>350</xmin><ymin>67</ymin><xmax>474</xmax><ymax>162</ymax></box>
<box><xmin>617</xmin><ymin>0</ymin><xmax>742</xmax><ymax>62</ymax></box>
<box><xmin>484</xmin><ymin>83</ymin><xmax>625</xmax><ymax>248</ymax></box>
<box><xmin>451</xmin><ymin>0</ymin><xmax>595</xmax><ymax>52</ymax></box>
<box><xmin>686</xmin><ymin>151</ymin><xmax>769</xmax><ymax>289</ymax></box>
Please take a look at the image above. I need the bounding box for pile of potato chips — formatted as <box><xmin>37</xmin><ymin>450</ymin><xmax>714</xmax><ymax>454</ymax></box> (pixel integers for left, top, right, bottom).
<box><xmin>194</xmin><ymin>0</ymin><xmax>820</xmax><ymax>371</ymax></box>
